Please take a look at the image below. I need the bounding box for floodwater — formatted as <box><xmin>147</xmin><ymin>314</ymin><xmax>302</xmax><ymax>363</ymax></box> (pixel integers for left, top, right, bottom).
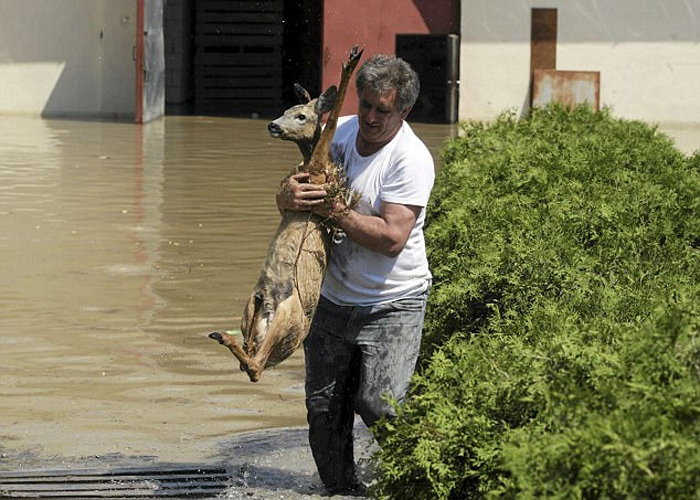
<box><xmin>0</xmin><ymin>115</ymin><xmax>456</xmax><ymax>470</ymax></box>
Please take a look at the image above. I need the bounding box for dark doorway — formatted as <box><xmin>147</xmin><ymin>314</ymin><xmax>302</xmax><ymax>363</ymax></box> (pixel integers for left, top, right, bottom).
<box><xmin>396</xmin><ymin>34</ymin><xmax>460</xmax><ymax>124</ymax></box>
<box><xmin>164</xmin><ymin>0</ymin><xmax>322</xmax><ymax>118</ymax></box>
<box><xmin>281</xmin><ymin>0</ymin><xmax>323</xmax><ymax>108</ymax></box>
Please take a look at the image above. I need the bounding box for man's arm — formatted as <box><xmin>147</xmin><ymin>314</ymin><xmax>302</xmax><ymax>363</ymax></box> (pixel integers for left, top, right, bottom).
<box><xmin>334</xmin><ymin>201</ymin><xmax>419</xmax><ymax>258</ymax></box>
<box><xmin>277</xmin><ymin>172</ymin><xmax>420</xmax><ymax>258</ymax></box>
<box><xmin>316</xmin><ymin>198</ymin><xmax>419</xmax><ymax>258</ymax></box>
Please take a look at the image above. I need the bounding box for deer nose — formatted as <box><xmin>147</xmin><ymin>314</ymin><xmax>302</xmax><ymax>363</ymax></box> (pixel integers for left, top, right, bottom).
<box><xmin>268</xmin><ymin>122</ymin><xmax>282</xmax><ymax>134</ymax></box>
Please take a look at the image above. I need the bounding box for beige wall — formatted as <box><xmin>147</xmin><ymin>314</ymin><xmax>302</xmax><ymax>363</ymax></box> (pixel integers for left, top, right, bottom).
<box><xmin>460</xmin><ymin>0</ymin><xmax>700</xmax><ymax>124</ymax></box>
<box><xmin>0</xmin><ymin>0</ymin><xmax>136</xmax><ymax>119</ymax></box>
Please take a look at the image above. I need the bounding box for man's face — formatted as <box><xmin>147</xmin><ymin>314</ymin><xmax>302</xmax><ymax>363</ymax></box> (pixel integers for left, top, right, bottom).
<box><xmin>357</xmin><ymin>87</ymin><xmax>410</xmax><ymax>149</ymax></box>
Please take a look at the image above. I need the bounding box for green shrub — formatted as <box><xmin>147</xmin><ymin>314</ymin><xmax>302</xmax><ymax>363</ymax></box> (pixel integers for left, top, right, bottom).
<box><xmin>373</xmin><ymin>106</ymin><xmax>700</xmax><ymax>499</ymax></box>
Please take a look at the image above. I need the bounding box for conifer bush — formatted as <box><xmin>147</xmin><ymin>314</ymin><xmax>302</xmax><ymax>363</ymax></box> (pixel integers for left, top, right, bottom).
<box><xmin>374</xmin><ymin>106</ymin><xmax>700</xmax><ymax>499</ymax></box>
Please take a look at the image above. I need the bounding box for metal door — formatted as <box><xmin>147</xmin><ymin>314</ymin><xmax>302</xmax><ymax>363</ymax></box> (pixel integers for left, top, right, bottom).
<box><xmin>193</xmin><ymin>0</ymin><xmax>284</xmax><ymax>116</ymax></box>
<box><xmin>136</xmin><ymin>0</ymin><xmax>165</xmax><ymax>123</ymax></box>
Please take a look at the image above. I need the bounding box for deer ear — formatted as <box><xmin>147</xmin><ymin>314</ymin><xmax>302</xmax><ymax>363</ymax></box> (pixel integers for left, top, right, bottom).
<box><xmin>317</xmin><ymin>86</ymin><xmax>337</xmax><ymax>115</ymax></box>
<box><xmin>294</xmin><ymin>83</ymin><xmax>312</xmax><ymax>103</ymax></box>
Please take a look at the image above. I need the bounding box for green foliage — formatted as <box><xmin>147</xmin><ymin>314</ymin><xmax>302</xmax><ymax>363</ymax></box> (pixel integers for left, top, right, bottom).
<box><xmin>373</xmin><ymin>106</ymin><xmax>700</xmax><ymax>499</ymax></box>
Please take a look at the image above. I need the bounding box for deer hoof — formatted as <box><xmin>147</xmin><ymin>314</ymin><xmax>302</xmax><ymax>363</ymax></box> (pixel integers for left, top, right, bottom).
<box><xmin>350</xmin><ymin>45</ymin><xmax>364</xmax><ymax>61</ymax></box>
<box><xmin>209</xmin><ymin>331</ymin><xmax>226</xmax><ymax>344</ymax></box>
<box><xmin>247</xmin><ymin>369</ymin><xmax>262</xmax><ymax>383</ymax></box>
<box><xmin>245</xmin><ymin>361</ymin><xmax>262</xmax><ymax>382</ymax></box>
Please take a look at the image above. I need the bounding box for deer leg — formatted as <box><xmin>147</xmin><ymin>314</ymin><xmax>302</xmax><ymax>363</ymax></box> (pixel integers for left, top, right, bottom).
<box><xmin>244</xmin><ymin>291</ymin><xmax>265</xmax><ymax>358</ymax></box>
<box><xmin>308</xmin><ymin>46</ymin><xmax>363</xmax><ymax>172</ymax></box>
<box><xmin>209</xmin><ymin>330</ymin><xmax>266</xmax><ymax>383</ymax></box>
<box><xmin>209</xmin><ymin>331</ymin><xmax>254</xmax><ymax>371</ymax></box>
<box><xmin>210</xmin><ymin>288</ymin><xmax>265</xmax><ymax>374</ymax></box>
<box><xmin>244</xmin><ymin>295</ymin><xmax>306</xmax><ymax>383</ymax></box>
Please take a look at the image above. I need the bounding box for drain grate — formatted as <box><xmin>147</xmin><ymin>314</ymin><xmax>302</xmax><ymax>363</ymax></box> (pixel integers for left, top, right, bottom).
<box><xmin>0</xmin><ymin>464</ymin><xmax>229</xmax><ymax>498</ymax></box>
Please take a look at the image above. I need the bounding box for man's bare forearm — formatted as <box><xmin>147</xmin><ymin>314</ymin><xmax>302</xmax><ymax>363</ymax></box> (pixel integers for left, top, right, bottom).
<box><xmin>333</xmin><ymin>209</ymin><xmax>408</xmax><ymax>258</ymax></box>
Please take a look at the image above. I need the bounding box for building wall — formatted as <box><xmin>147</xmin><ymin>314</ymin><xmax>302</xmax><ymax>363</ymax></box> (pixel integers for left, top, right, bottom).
<box><xmin>322</xmin><ymin>0</ymin><xmax>460</xmax><ymax>116</ymax></box>
<box><xmin>460</xmin><ymin>0</ymin><xmax>700</xmax><ymax>123</ymax></box>
<box><xmin>0</xmin><ymin>0</ymin><xmax>136</xmax><ymax>119</ymax></box>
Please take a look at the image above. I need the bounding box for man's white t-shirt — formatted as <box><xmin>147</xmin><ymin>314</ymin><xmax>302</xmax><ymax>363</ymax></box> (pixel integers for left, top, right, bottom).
<box><xmin>320</xmin><ymin>115</ymin><xmax>435</xmax><ymax>306</ymax></box>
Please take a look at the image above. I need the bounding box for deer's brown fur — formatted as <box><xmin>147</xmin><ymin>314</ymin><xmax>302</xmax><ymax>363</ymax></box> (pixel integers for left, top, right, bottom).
<box><xmin>209</xmin><ymin>46</ymin><xmax>363</xmax><ymax>382</ymax></box>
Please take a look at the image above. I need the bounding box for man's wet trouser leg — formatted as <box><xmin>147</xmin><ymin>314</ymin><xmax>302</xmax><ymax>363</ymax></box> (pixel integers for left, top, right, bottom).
<box><xmin>304</xmin><ymin>293</ymin><xmax>427</xmax><ymax>492</ymax></box>
<box><xmin>304</xmin><ymin>297</ymin><xmax>357</xmax><ymax>491</ymax></box>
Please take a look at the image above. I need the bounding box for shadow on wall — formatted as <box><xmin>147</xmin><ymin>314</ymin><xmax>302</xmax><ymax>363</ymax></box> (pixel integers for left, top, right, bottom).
<box><xmin>0</xmin><ymin>0</ymin><xmax>135</xmax><ymax>119</ymax></box>
<box><xmin>465</xmin><ymin>0</ymin><xmax>700</xmax><ymax>43</ymax></box>
<box><xmin>412</xmin><ymin>0</ymin><xmax>460</xmax><ymax>32</ymax></box>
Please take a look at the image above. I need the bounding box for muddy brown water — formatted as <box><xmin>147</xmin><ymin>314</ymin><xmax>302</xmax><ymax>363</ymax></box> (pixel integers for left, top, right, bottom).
<box><xmin>0</xmin><ymin>115</ymin><xmax>456</xmax><ymax>472</ymax></box>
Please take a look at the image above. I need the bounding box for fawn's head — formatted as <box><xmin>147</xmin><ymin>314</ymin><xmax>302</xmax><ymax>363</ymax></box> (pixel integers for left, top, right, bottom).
<box><xmin>268</xmin><ymin>84</ymin><xmax>337</xmax><ymax>163</ymax></box>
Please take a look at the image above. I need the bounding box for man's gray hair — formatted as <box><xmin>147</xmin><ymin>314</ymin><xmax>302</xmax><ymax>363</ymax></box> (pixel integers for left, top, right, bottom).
<box><xmin>356</xmin><ymin>54</ymin><xmax>420</xmax><ymax>112</ymax></box>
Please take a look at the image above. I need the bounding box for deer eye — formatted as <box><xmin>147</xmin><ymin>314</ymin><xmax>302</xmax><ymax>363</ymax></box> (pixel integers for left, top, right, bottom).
<box><xmin>296</xmin><ymin>114</ymin><xmax>306</xmax><ymax>121</ymax></box>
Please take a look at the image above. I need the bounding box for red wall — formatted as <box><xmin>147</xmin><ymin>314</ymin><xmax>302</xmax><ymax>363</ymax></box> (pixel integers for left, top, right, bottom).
<box><xmin>322</xmin><ymin>0</ymin><xmax>459</xmax><ymax>116</ymax></box>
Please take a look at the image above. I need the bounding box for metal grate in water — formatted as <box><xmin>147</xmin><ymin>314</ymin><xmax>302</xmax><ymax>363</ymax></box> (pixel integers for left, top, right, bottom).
<box><xmin>0</xmin><ymin>464</ymin><xmax>229</xmax><ymax>498</ymax></box>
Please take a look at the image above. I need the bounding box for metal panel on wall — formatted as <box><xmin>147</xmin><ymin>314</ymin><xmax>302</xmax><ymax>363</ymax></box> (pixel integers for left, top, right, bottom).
<box><xmin>194</xmin><ymin>0</ymin><xmax>284</xmax><ymax>115</ymax></box>
<box><xmin>136</xmin><ymin>0</ymin><xmax>166</xmax><ymax>123</ymax></box>
<box><xmin>532</xmin><ymin>70</ymin><xmax>600</xmax><ymax>110</ymax></box>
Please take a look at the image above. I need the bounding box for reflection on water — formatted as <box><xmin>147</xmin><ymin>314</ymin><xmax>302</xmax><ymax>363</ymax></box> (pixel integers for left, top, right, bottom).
<box><xmin>0</xmin><ymin>115</ymin><xmax>456</xmax><ymax>465</ymax></box>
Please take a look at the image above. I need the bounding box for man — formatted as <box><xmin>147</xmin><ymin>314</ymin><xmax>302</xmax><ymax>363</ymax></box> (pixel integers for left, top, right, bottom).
<box><xmin>277</xmin><ymin>54</ymin><xmax>435</xmax><ymax>495</ymax></box>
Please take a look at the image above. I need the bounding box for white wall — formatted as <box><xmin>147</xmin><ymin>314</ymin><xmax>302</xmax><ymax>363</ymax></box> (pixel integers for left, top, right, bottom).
<box><xmin>0</xmin><ymin>0</ymin><xmax>136</xmax><ymax>119</ymax></box>
<box><xmin>459</xmin><ymin>0</ymin><xmax>700</xmax><ymax>124</ymax></box>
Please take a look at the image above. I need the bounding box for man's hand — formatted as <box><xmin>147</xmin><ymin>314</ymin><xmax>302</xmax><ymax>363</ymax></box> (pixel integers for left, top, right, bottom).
<box><xmin>276</xmin><ymin>172</ymin><xmax>327</xmax><ymax>213</ymax></box>
<box><xmin>312</xmin><ymin>198</ymin><xmax>349</xmax><ymax>221</ymax></box>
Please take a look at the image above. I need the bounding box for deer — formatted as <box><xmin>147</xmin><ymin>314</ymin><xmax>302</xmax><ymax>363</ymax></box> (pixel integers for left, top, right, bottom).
<box><xmin>208</xmin><ymin>46</ymin><xmax>363</xmax><ymax>382</ymax></box>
